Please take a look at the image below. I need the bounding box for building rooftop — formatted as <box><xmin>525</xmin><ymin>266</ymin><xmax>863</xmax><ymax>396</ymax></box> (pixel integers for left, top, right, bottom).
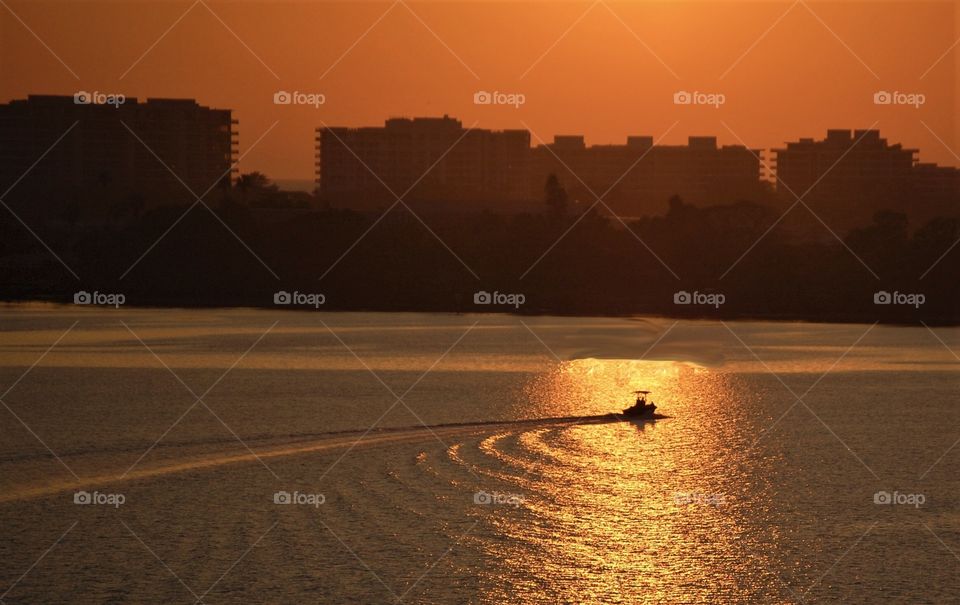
<box><xmin>1</xmin><ymin>95</ymin><xmax>229</xmax><ymax>113</ymax></box>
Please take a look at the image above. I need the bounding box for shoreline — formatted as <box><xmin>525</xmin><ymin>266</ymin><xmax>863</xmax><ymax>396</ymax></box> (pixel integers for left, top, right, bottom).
<box><xmin>1</xmin><ymin>297</ymin><xmax>956</xmax><ymax>328</ymax></box>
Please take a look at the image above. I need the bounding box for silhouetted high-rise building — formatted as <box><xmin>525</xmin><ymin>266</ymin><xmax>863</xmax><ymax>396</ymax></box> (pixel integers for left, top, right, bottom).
<box><xmin>0</xmin><ymin>95</ymin><xmax>237</xmax><ymax>218</ymax></box>
<box><xmin>315</xmin><ymin>116</ymin><xmax>530</xmax><ymax>210</ymax></box>
<box><xmin>774</xmin><ymin>130</ymin><xmax>913</xmax><ymax>230</ymax></box>
<box><xmin>315</xmin><ymin>117</ymin><xmax>764</xmax><ymax>215</ymax></box>
<box><xmin>911</xmin><ymin>162</ymin><xmax>960</xmax><ymax>220</ymax></box>
<box><xmin>774</xmin><ymin>129</ymin><xmax>960</xmax><ymax>231</ymax></box>
<box><xmin>532</xmin><ymin>135</ymin><xmax>764</xmax><ymax>216</ymax></box>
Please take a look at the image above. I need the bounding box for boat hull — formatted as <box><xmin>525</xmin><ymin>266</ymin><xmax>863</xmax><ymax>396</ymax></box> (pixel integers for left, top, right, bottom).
<box><xmin>607</xmin><ymin>412</ymin><xmax>667</xmax><ymax>422</ymax></box>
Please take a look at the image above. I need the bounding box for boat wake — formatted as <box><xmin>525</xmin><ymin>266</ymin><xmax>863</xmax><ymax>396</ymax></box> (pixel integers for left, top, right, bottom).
<box><xmin>0</xmin><ymin>413</ymin><xmax>665</xmax><ymax>504</ymax></box>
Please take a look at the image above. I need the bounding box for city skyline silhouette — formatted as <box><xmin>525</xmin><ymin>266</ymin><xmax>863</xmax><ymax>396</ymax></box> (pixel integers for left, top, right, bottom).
<box><xmin>2</xmin><ymin>1</ymin><xmax>957</xmax><ymax>180</ymax></box>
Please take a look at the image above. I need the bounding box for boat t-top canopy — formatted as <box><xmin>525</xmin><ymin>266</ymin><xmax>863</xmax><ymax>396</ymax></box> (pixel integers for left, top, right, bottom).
<box><xmin>633</xmin><ymin>390</ymin><xmax>652</xmax><ymax>395</ymax></box>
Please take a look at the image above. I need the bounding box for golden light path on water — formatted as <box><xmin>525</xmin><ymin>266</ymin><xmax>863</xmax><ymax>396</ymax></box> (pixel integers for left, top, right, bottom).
<box><xmin>456</xmin><ymin>358</ymin><xmax>783</xmax><ymax>603</ymax></box>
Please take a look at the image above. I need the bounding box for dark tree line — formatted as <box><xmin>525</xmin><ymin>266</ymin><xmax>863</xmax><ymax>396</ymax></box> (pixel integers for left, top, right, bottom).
<box><xmin>1</xmin><ymin>180</ymin><xmax>957</xmax><ymax>324</ymax></box>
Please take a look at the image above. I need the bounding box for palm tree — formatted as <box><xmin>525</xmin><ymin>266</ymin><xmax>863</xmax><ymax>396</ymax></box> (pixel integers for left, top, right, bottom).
<box><xmin>236</xmin><ymin>172</ymin><xmax>275</xmax><ymax>205</ymax></box>
<box><xmin>544</xmin><ymin>173</ymin><xmax>568</xmax><ymax>218</ymax></box>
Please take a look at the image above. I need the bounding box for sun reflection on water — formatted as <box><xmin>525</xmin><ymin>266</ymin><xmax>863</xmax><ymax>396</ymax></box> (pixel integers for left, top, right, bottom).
<box><xmin>477</xmin><ymin>358</ymin><xmax>781</xmax><ymax>603</ymax></box>
<box><xmin>521</xmin><ymin>358</ymin><xmax>711</xmax><ymax>418</ymax></box>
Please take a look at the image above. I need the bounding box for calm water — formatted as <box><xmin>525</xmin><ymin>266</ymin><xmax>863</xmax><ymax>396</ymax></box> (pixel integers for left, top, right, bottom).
<box><xmin>0</xmin><ymin>305</ymin><xmax>958</xmax><ymax>603</ymax></box>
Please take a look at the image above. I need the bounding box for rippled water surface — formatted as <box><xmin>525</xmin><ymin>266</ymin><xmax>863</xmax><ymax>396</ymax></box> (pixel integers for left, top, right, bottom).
<box><xmin>0</xmin><ymin>305</ymin><xmax>958</xmax><ymax>603</ymax></box>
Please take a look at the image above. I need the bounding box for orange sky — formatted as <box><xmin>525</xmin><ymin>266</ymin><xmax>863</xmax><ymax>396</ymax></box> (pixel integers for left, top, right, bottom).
<box><xmin>1</xmin><ymin>1</ymin><xmax>957</xmax><ymax>182</ymax></box>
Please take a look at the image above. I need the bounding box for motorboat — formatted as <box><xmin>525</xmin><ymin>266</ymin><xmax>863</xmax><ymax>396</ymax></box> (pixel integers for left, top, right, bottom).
<box><xmin>621</xmin><ymin>390</ymin><xmax>659</xmax><ymax>418</ymax></box>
